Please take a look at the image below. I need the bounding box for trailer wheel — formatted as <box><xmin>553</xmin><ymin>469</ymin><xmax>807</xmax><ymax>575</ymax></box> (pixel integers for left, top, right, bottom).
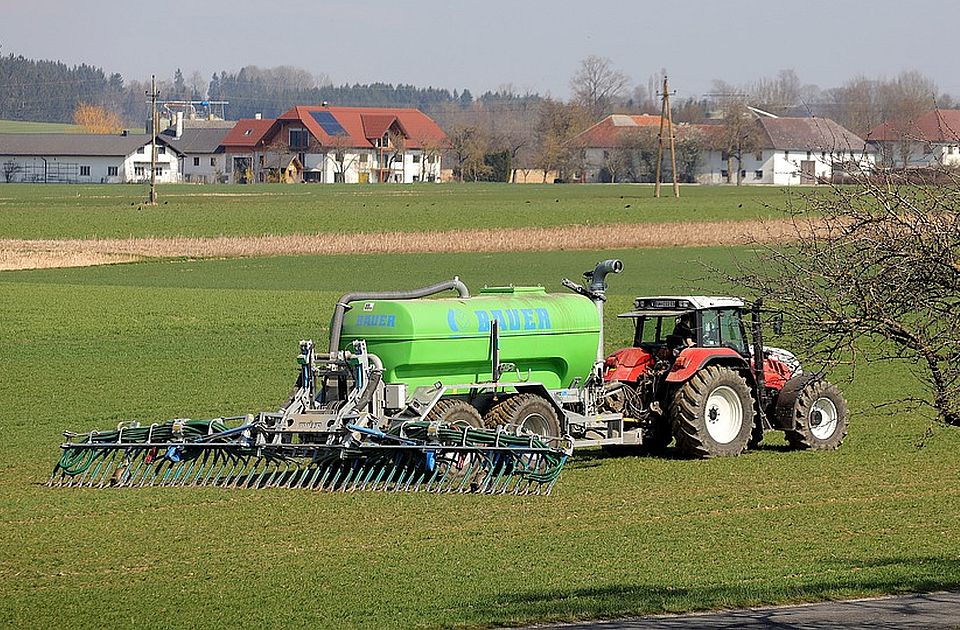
<box><xmin>484</xmin><ymin>393</ymin><xmax>561</xmax><ymax>438</ymax></box>
<box><xmin>783</xmin><ymin>379</ymin><xmax>848</xmax><ymax>450</ymax></box>
<box><xmin>426</xmin><ymin>399</ymin><xmax>484</xmax><ymax>429</ymax></box>
<box><xmin>670</xmin><ymin>366</ymin><xmax>755</xmax><ymax>458</ymax></box>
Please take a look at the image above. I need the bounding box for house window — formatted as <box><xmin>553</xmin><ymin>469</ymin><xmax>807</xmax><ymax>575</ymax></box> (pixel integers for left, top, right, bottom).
<box><xmin>821</xmin><ymin>151</ymin><xmax>827</xmax><ymax>159</ymax></box>
<box><xmin>135</xmin><ymin>166</ymin><xmax>145</xmax><ymax>177</ymax></box>
<box><xmin>806</xmin><ymin>151</ymin><xmax>812</xmax><ymax>160</ymax></box>
<box><xmin>754</xmin><ymin>150</ymin><xmax>763</xmax><ymax>161</ymax></box>
<box><xmin>289</xmin><ymin>129</ymin><xmax>309</xmax><ymax>148</ymax></box>
<box><xmin>137</xmin><ymin>146</ymin><xmax>145</xmax><ymax>154</ymax></box>
<box><xmin>603</xmin><ymin>151</ymin><xmax>610</xmax><ymax>160</ymax></box>
<box><xmin>720</xmin><ymin>170</ymin><xmax>728</xmax><ymax>178</ymax></box>
<box><xmin>412</xmin><ymin>154</ymin><xmax>421</xmax><ymax>163</ymax></box>
<box><xmin>413</xmin><ymin>175</ymin><xmax>420</xmax><ymax>182</ymax></box>
<box><xmin>194</xmin><ymin>157</ymin><xmax>201</xmax><ymax>166</ymax></box>
<box><xmin>784</xmin><ymin>150</ymin><xmax>790</xmax><ymax>159</ymax></box>
<box><xmin>740</xmin><ymin>169</ymin><xmax>747</xmax><ymax>179</ymax></box>
<box><xmin>79</xmin><ymin>165</ymin><xmax>90</xmax><ymax>176</ymax></box>
<box><xmin>754</xmin><ymin>170</ymin><xmax>763</xmax><ymax>179</ymax></box>
<box><xmin>428</xmin><ymin>154</ymin><xmax>437</xmax><ymax>163</ymax></box>
<box><xmin>158</xmin><ymin>145</ymin><xmax>165</xmax><ymax>154</ymax></box>
<box><xmin>359</xmin><ymin>153</ymin><xmax>368</xmax><ymax>164</ymax></box>
<box><xmin>210</xmin><ymin>157</ymin><xmax>216</xmax><ymax>166</ymax></box>
<box><xmin>720</xmin><ymin>150</ymin><xmax>729</xmax><ymax>161</ymax></box>
<box><xmin>108</xmin><ymin>166</ymin><xmax>118</xmax><ymax>176</ymax></box>
<box><xmin>155</xmin><ymin>167</ymin><xmax>163</xmax><ymax>176</ymax></box>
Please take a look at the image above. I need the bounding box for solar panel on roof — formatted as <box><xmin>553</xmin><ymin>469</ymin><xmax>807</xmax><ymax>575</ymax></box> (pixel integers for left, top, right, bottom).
<box><xmin>310</xmin><ymin>111</ymin><xmax>348</xmax><ymax>136</ymax></box>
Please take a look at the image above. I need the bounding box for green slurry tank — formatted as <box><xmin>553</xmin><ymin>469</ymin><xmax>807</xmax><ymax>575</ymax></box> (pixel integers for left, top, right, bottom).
<box><xmin>339</xmin><ymin>286</ymin><xmax>600</xmax><ymax>389</ymax></box>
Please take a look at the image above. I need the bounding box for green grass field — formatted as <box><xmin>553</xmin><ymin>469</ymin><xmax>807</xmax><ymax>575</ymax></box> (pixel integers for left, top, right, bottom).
<box><xmin>1</xmin><ymin>248</ymin><xmax>957</xmax><ymax>628</ymax></box>
<box><xmin>0</xmin><ymin>183</ymin><xmax>797</xmax><ymax>240</ymax></box>
<box><xmin>0</xmin><ymin>119</ymin><xmax>84</xmax><ymax>134</ymax></box>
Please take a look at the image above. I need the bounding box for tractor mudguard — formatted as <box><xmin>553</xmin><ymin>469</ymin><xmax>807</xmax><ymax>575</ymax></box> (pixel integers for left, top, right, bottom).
<box><xmin>665</xmin><ymin>347</ymin><xmax>748</xmax><ymax>383</ymax></box>
<box><xmin>603</xmin><ymin>347</ymin><xmax>655</xmax><ymax>382</ymax></box>
<box><xmin>772</xmin><ymin>373</ymin><xmax>818</xmax><ymax>430</ymax></box>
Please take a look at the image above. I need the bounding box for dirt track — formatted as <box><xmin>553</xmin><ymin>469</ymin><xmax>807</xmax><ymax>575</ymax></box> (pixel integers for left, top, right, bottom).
<box><xmin>0</xmin><ymin>218</ymin><xmax>806</xmax><ymax>271</ymax></box>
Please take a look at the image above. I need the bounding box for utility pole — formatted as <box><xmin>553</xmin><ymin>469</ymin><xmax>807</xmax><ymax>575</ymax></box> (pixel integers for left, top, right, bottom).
<box><xmin>146</xmin><ymin>75</ymin><xmax>160</xmax><ymax>205</ymax></box>
<box><xmin>654</xmin><ymin>75</ymin><xmax>680</xmax><ymax>198</ymax></box>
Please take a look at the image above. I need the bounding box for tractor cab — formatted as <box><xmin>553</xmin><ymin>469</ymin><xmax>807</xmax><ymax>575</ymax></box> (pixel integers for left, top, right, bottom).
<box><xmin>619</xmin><ymin>296</ymin><xmax>750</xmax><ymax>357</ymax></box>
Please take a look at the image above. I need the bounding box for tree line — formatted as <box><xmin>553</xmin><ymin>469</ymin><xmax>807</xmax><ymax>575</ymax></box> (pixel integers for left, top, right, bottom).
<box><xmin>2</xmin><ymin>51</ymin><xmax>957</xmax><ymax>182</ymax></box>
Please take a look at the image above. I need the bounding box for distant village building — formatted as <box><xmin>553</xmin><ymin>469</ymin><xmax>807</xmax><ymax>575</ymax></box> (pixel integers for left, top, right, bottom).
<box><xmin>867</xmin><ymin>109</ymin><xmax>960</xmax><ymax>169</ymax></box>
<box><xmin>160</xmin><ymin>115</ymin><xmax>234</xmax><ymax>184</ymax></box>
<box><xmin>697</xmin><ymin>117</ymin><xmax>875</xmax><ymax>185</ymax></box>
<box><xmin>220</xmin><ymin>106</ymin><xmax>446</xmax><ymax>184</ymax></box>
<box><xmin>569</xmin><ymin>114</ymin><xmax>666</xmax><ymax>183</ymax></box>
<box><xmin>0</xmin><ymin>133</ymin><xmax>181</xmax><ymax>183</ymax></box>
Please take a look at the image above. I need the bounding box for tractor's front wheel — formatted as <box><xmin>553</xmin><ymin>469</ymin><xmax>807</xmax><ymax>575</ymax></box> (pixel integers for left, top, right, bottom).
<box><xmin>670</xmin><ymin>366</ymin><xmax>755</xmax><ymax>458</ymax></box>
<box><xmin>781</xmin><ymin>379</ymin><xmax>849</xmax><ymax>450</ymax></box>
<box><xmin>484</xmin><ymin>393</ymin><xmax>561</xmax><ymax>437</ymax></box>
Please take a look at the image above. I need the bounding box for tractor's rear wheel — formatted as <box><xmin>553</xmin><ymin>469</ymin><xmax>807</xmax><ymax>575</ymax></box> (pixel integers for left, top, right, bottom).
<box><xmin>426</xmin><ymin>399</ymin><xmax>484</xmax><ymax>429</ymax></box>
<box><xmin>782</xmin><ymin>379</ymin><xmax>848</xmax><ymax>450</ymax></box>
<box><xmin>670</xmin><ymin>366</ymin><xmax>755</xmax><ymax>458</ymax></box>
<box><xmin>484</xmin><ymin>393</ymin><xmax>561</xmax><ymax>437</ymax></box>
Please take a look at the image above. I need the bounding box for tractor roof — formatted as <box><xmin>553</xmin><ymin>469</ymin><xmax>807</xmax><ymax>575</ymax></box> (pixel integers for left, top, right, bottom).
<box><xmin>618</xmin><ymin>296</ymin><xmax>745</xmax><ymax>318</ymax></box>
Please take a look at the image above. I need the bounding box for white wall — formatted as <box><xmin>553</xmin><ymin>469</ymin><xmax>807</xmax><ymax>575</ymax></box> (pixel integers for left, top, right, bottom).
<box><xmin>1</xmin><ymin>155</ymin><xmax>125</xmax><ymax>183</ymax></box>
<box><xmin>697</xmin><ymin>149</ymin><xmax>875</xmax><ymax>185</ymax></box>
<box><xmin>181</xmin><ymin>153</ymin><xmax>226</xmax><ymax>183</ymax></box>
<box><xmin>122</xmin><ymin>143</ymin><xmax>180</xmax><ymax>183</ymax></box>
<box><xmin>1</xmin><ymin>144</ymin><xmax>180</xmax><ymax>184</ymax></box>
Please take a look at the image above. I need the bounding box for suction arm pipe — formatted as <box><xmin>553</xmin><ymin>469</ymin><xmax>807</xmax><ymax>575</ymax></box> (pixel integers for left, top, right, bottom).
<box><xmin>328</xmin><ymin>278</ymin><xmax>470</xmax><ymax>354</ymax></box>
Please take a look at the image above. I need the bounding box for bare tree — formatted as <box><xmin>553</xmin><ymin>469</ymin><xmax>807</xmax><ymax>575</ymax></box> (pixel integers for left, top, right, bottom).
<box><xmin>570</xmin><ymin>55</ymin><xmax>630</xmax><ymax>120</ymax></box>
<box><xmin>712</xmin><ymin>101</ymin><xmax>759</xmax><ymax>185</ymax></box>
<box><xmin>732</xmin><ymin>169</ymin><xmax>960</xmax><ymax>427</ymax></box>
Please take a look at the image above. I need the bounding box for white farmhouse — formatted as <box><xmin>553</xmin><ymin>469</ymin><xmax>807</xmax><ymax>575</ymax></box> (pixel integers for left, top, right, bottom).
<box><xmin>697</xmin><ymin>117</ymin><xmax>875</xmax><ymax>185</ymax></box>
<box><xmin>867</xmin><ymin>109</ymin><xmax>960</xmax><ymax>169</ymax></box>
<box><xmin>0</xmin><ymin>133</ymin><xmax>181</xmax><ymax>183</ymax></box>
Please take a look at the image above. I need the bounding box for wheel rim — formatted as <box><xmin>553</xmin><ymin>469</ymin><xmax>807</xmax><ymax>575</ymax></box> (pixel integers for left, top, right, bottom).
<box><xmin>809</xmin><ymin>397</ymin><xmax>839</xmax><ymax>440</ymax></box>
<box><xmin>518</xmin><ymin>411</ymin><xmax>552</xmax><ymax>436</ymax></box>
<box><xmin>704</xmin><ymin>385</ymin><xmax>744</xmax><ymax>444</ymax></box>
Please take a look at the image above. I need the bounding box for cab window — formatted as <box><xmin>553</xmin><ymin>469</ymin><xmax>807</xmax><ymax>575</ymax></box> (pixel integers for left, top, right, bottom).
<box><xmin>700</xmin><ymin>310</ymin><xmax>720</xmax><ymax>346</ymax></box>
<box><xmin>633</xmin><ymin>317</ymin><xmax>665</xmax><ymax>346</ymax></box>
<box><xmin>719</xmin><ymin>308</ymin><xmax>748</xmax><ymax>354</ymax></box>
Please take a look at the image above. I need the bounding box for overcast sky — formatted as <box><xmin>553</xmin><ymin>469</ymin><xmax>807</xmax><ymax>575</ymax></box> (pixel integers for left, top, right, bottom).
<box><xmin>4</xmin><ymin>0</ymin><xmax>960</xmax><ymax>100</ymax></box>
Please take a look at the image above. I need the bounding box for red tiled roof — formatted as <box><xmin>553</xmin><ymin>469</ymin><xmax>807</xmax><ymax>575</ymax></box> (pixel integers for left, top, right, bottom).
<box><xmin>570</xmin><ymin>114</ymin><xmax>665</xmax><ymax>148</ymax></box>
<box><xmin>867</xmin><ymin>109</ymin><xmax>960</xmax><ymax>143</ymax></box>
<box><xmin>277</xmin><ymin>105</ymin><xmax>445</xmax><ymax>149</ymax></box>
<box><xmin>221</xmin><ymin>118</ymin><xmax>274</xmax><ymax>149</ymax></box>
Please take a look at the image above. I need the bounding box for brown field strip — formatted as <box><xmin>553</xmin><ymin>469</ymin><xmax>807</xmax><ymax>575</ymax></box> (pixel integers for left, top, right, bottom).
<box><xmin>0</xmin><ymin>218</ymin><xmax>807</xmax><ymax>271</ymax></box>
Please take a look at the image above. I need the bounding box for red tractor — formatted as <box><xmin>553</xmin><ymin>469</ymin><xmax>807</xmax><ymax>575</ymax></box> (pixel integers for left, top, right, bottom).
<box><xmin>602</xmin><ymin>296</ymin><xmax>848</xmax><ymax>458</ymax></box>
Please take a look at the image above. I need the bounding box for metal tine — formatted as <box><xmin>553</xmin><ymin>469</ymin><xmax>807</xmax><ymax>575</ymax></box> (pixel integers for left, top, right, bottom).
<box><xmin>230</xmin><ymin>456</ymin><xmax>256</xmax><ymax>489</ymax></box>
<box><xmin>176</xmin><ymin>454</ymin><xmax>202</xmax><ymax>487</ymax></box>
<box><xmin>122</xmin><ymin>450</ymin><xmax>149</xmax><ymax>487</ymax></box>
<box><xmin>188</xmin><ymin>450</ymin><xmax>213</xmax><ymax>487</ymax></box>
<box><xmin>222</xmin><ymin>453</ymin><xmax>250</xmax><ymax>487</ymax></box>
<box><xmin>96</xmin><ymin>450</ymin><xmax>126</xmax><ymax>488</ymax></box>
<box><xmin>87</xmin><ymin>449</ymin><xmax>116</xmax><ymax>488</ymax></box>
<box><xmin>202</xmin><ymin>450</ymin><xmax>229</xmax><ymax>487</ymax></box>
<box><xmin>72</xmin><ymin>449</ymin><xmax>102</xmax><ymax>487</ymax></box>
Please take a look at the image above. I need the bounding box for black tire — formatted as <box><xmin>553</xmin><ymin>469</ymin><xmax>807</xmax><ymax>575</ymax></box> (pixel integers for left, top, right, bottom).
<box><xmin>425</xmin><ymin>398</ymin><xmax>484</xmax><ymax>428</ymax></box>
<box><xmin>670</xmin><ymin>365</ymin><xmax>755</xmax><ymax>458</ymax></box>
<box><xmin>782</xmin><ymin>379</ymin><xmax>849</xmax><ymax>450</ymax></box>
<box><xmin>483</xmin><ymin>393</ymin><xmax>561</xmax><ymax>437</ymax></box>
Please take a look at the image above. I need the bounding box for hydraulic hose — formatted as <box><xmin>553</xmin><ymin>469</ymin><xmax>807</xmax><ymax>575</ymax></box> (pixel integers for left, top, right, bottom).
<box><xmin>327</xmin><ymin>278</ymin><xmax>470</xmax><ymax>354</ymax></box>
